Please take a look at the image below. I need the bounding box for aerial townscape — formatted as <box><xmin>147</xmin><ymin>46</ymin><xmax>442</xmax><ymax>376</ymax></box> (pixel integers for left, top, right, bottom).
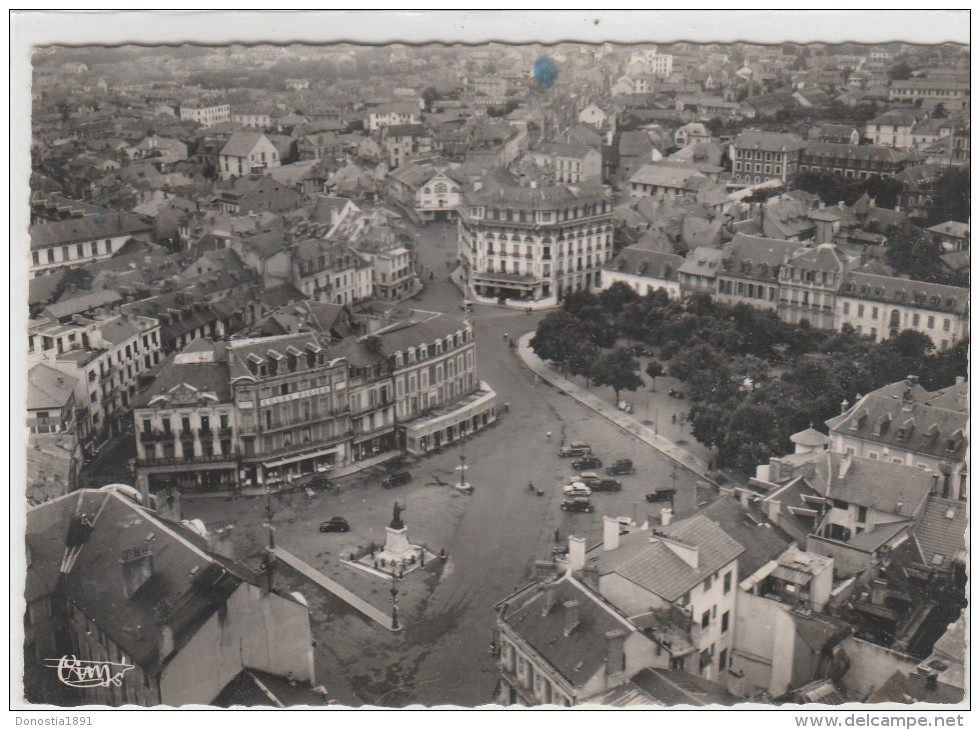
<box><xmin>22</xmin><ymin>38</ymin><xmax>968</xmax><ymax>710</ymax></box>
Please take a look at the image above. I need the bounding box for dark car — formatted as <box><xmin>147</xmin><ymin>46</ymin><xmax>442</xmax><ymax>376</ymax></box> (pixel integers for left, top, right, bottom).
<box><xmin>646</xmin><ymin>488</ymin><xmax>677</xmax><ymax>503</ymax></box>
<box><xmin>577</xmin><ymin>473</ymin><xmax>622</xmax><ymax>492</ymax></box>
<box><xmin>559</xmin><ymin>442</ymin><xmax>592</xmax><ymax>458</ymax></box>
<box><xmin>605</xmin><ymin>459</ymin><xmax>635</xmax><ymax>476</ymax></box>
<box><xmin>572</xmin><ymin>456</ymin><xmax>603</xmax><ymax>471</ymax></box>
<box><xmin>560</xmin><ymin>496</ymin><xmax>594</xmax><ymax>513</ymax></box>
<box><xmin>382</xmin><ymin>471</ymin><xmax>412</xmax><ymax>488</ymax></box>
<box><xmin>319</xmin><ymin>517</ymin><xmax>351</xmax><ymax>533</ymax></box>
<box><xmin>668</xmin><ymin>389</ymin><xmax>685</xmax><ymax>399</ymax></box>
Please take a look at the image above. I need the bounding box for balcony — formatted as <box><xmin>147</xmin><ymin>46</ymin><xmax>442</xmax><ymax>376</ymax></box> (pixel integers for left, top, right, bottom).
<box><xmin>157</xmin><ymin>430</ymin><xmax>175</xmax><ymax>442</ymax></box>
<box><xmin>198</xmin><ymin>427</ymin><xmax>213</xmax><ymax>439</ymax></box>
<box><xmin>139</xmin><ymin>430</ymin><xmax>159</xmax><ymax>444</ymax></box>
<box><xmin>137</xmin><ymin>453</ymin><xmax>238</xmax><ymax>469</ymax></box>
<box><xmin>179</xmin><ymin>428</ymin><xmax>194</xmax><ymax>440</ymax></box>
<box><xmin>218</xmin><ymin>426</ymin><xmax>234</xmax><ymax>438</ymax></box>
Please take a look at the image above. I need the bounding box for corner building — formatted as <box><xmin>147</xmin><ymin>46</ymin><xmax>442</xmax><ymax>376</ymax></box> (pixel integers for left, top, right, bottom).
<box><xmin>458</xmin><ymin>170</ymin><xmax>615</xmax><ymax>303</ymax></box>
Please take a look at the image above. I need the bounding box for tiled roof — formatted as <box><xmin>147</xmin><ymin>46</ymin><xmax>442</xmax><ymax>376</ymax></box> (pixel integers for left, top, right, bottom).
<box><xmin>44</xmin><ymin>289</ymin><xmax>124</xmax><ymax>320</ymax></box>
<box><xmin>30</xmin><ymin>211</ymin><xmax>152</xmax><ymax>250</ymax></box>
<box><xmin>374</xmin><ymin>312</ymin><xmax>467</xmax><ymax>355</ymax></box>
<box><xmin>698</xmin><ymin>494</ymin><xmax>793</xmax><ymax>578</ymax></box>
<box><xmin>500</xmin><ymin>575</ymin><xmax>637</xmax><ymax>689</ymax></box>
<box><xmin>786</xmin><ymin>243</ymin><xmax>849</xmax><ymax>274</ymax></box>
<box><xmin>25</xmin><ymin>489</ymin><xmax>270</xmax><ymax>670</ymax></box>
<box><xmin>838</xmin><ymin>272</ymin><xmax>968</xmax><ymax>315</ymax></box>
<box><xmin>27</xmin><ymin>363</ymin><xmax>78</xmax><ymax>410</ymax></box>
<box><xmin>629</xmin><ymin>668</ymin><xmax>737</xmax><ymax>707</ymax></box>
<box><xmin>720</xmin><ymin>235</ymin><xmax>799</xmax><ymax>281</ymax></box>
<box><xmin>463</xmin><ymin>171</ymin><xmax>608</xmax><ymax>210</ymax></box>
<box><xmin>601</xmin><ymin>515</ymin><xmax>744</xmax><ymax>602</ymax></box>
<box><xmin>629</xmin><ymin>163</ymin><xmax>704</xmax><ymax>189</ymax></box>
<box><xmin>913</xmin><ymin>496</ymin><xmax>967</xmax><ymax>569</ymax></box>
<box><xmin>804</xmin><ymin>142</ymin><xmax>911</xmax><ymax>164</ymax></box>
<box><xmin>607</xmin><ymin>248</ymin><xmax>684</xmax><ymax>281</ymax></box>
<box><xmin>801</xmin><ymin>451</ymin><xmax>935</xmax><ymax>520</ymax></box>
<box><xmin>226</xmin><ymin>332</ymin><xmax>336</xmax><ymax>381</ymax></box>
<box><xmin>134</xmin><ymin>339</ymin><xmax>232</xmax><ymax>405</ymax></box>
<box><xmin>734</xmin><ymin>130</ymin><xmax>805</xmax><ymax>153</ymax></box>
<box><xmin>534</xmin><ymin>141</ymin><xmax>596</xmax><ymax>160</ymax></box>
<box><xmin>219</xmin><ymin>131</ymin><xmax>268</xmax><ymax>158</ymax></box>
<box><xmin>678</xmin><ymin>246</ymin><xmax>724</xmax><ymax>277</ymax></box>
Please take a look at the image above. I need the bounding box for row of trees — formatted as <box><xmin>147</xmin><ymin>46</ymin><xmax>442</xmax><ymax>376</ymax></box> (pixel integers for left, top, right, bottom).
<box><xmin>531</xmin><ymin>285</ymin><xmax>968</xmax><ymax>471</ymax></box>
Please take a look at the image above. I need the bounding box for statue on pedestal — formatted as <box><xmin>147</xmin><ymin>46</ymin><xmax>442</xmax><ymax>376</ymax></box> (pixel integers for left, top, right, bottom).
<box><xmin>390</xmin><ymin>501</ymin><xmax>405</xmax><ymax>529</ymax></box>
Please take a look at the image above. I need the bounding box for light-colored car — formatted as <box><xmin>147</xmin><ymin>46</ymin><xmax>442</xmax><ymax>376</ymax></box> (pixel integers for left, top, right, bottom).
<box><xmin>563</xmin><ymin>481</ymin><xmax>593</xmax><ymax>497</ymax></box>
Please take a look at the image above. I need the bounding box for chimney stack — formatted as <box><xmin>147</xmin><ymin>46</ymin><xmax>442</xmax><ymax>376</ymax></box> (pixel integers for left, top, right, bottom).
<box><xmin>605</xmin><ymin>629</ymin><xmax>627</xmax><ymax>676</ymax></box>
<box><xmin>567</xmin><ymin>535</ymin><xmax>586</xmax><ymax>571</ymax></box>
<box><xmin>603</xmin><ymin>516</ymin><xmax>621</xmax><ymax>551</ymax></box>
<box><xmin>562</xmin><ymin>600</ymin><xmax>580</xmax><ymax>636</ymax></box>
<box><xmin>660</xmin><ymin>507</ymin><xmax>673</xmax><ymax>527</ymax></box>
<box><xmin>541</xmin><ymin>580</ymin><xmax>557</xmax><ymax>617</ymax></box>
<box><xmin>839</xmin><ymin>453</ymin><xmax>852</xmax><ymax>479</ymax></box>
<box><xmin>159</xmin><ymin>623</ymin><xmax>174</xmax><ymax>659</ymax></box>
<box><xmin>840</xmin><ymin>398</ymin><xmax>850</xmax><ymax>415</ymax></box>
<box><xmin>766</xmin><ymin>498</ymin><xmax>782</xmax><ymax>523</ymax></box>
<box><xmin>955</xmin><ymin>376</ymin><xmax>965</xmax><ymax>386</ymax></box>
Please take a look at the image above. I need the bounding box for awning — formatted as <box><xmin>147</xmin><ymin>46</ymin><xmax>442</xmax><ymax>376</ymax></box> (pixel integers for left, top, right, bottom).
<box><xmin>261</xmin><ymin>445</ymin><xmax>339</xmax><ymax>469</ymax></box>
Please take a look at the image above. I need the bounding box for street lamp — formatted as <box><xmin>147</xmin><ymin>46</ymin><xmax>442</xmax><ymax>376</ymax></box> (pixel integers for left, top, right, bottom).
<box><xmin>390</xmin><ymin>571</ymin><xmax>400</xmax><ymax>630</ymax></box>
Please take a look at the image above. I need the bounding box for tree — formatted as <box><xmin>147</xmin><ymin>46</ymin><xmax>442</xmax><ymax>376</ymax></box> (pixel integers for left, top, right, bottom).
<box><xmin>591</xmin><ymin>347</ymin><xmax>644</xmax><ymax>404</ymax></box>
<box><xmin>421</xmin><ymin>86</ymin><xmax>440</xmax><ymax>111</ymax></box>
<box><xmin>884</xmin><ymin>227</ymin><xmax>943</xmax><ymax>283</ymax></box>
<box><xmin>530</xmin><ymin>310</ymin><xmax>582</xmax><ymax>375</ymax></box>
<box><xmin>645</xmin><ymin>360</ymin><xmax>664</xmax><ymax>390</ymax></box>
<box><xmin>931</xmin><ymin>103</ymin><xmax>949</xmax><ymax>119</ymax></box>
<box><xmin>888</xmin><ymin>62</ymin><xmax>912</xmax><ymax>81</ymax></box>
<box><xmin>599</xmin><ymin>281</ymin><xmax>640</xmax><ymax>317</ymax></box>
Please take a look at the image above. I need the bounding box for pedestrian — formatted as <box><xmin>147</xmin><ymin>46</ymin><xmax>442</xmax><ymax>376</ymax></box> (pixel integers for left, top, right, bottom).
<box><xmin>554</xmin><ymin>528</ymin><xmax>560</xmax><ymax>543</ymax></box>
<box><xmin>429</xmin><ymin>271</ymin><xmax>434</xmax><ymax>280</ymax></box>
<box><xmin>546</xmin><ymin>431</ymin><xmax>552</xmax><ymax>440</ymax></box>
<box><xmin>672</xmin><ymin>414</ymin><xmax>677</xmax><ymax>424</ymax></box>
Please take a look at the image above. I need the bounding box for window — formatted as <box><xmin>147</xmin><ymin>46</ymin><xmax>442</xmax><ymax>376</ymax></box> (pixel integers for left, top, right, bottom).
<box><xmin>843</xmin><ymin>302</ymin><xmax>850</xmax><ymax>315</ymax></box>
<box><xmin>928</xmin><ymin>316</ymin><xmax>935</xmax><ymax>329</ymax></box>
<box><xmin>858</xmin><ymin>304</ymin><xmax>864</xmax><ymax>317</ymax></box>
<box><xmin>704</xmin><ymin>575</ymin><xmax>712</xmax><ymax>592</ymax></box>
<box><xmin>719</xmin><ymin>649</ymin><xmax>728</xmax><ymax>670</ymax></box>
<box><xmin>723</xmin><ymin>571</ymin><xmax>732</xmax><ymax>594</ymax></box>
<box><xmin>47</xmin><ymin>249</ymin><xmax>55</xmax><ymax>264</ymax></box>
<box><xmin>721</xmin><ymin>611</ymin><xmax>730</xmax><ymax>633</ymax></box>
<box><xmin>701</xmin><ymin>610</ymin><xmax>710</xmax><ymax>629</ymax></box>
<box><xmin>943</xmin><ymin>319</ymin><xmax>950</xmax><ymax>332</ymax></box>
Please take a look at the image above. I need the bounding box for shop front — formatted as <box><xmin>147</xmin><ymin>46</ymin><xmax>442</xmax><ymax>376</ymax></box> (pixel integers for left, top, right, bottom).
<box><xmin>401</xmin><ymin>382</ymin><xmax>497</xmax><ymax>455</ymax></box>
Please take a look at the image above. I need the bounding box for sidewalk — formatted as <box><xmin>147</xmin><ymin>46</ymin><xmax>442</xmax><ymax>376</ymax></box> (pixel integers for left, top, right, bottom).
<box><xmin>274</xmin><ymin>546</ymin><xmax>402</xmax><ymax>632</ymax></box>
<box><xmin>516</xmin><ymin>333</ymin><xmax>718</xmax><ymax>487</ymax></box>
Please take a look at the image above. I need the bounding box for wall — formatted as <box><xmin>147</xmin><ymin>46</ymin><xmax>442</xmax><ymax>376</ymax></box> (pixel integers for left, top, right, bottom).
<box><xmin>732</xmin><ymin>589</ymin><xmax>798</xmax><ymax>696</ymax></box>
<box><xmin>159</xmin><ymin>583</ymin><xmax>313</xmax><ymax>706</ymax></box>
<box><xmin>838</xmin><ymin>636</ymin><xmax>920</xmax><ymax>701</ymax></box>
<box><xmin>806</xmin><ymin>534</ymin><xmax>873</xmax><ymax>577</ymax></box>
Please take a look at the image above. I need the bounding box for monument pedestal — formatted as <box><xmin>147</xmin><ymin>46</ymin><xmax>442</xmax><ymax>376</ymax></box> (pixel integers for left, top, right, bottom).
<box><xmin>384</xmin><ymin>524</ymin><xmax>412</xmax><ymax>560</ymax></box>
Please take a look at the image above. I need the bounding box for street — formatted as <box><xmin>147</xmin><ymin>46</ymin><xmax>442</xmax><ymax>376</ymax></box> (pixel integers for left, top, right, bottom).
<box><xmin>182</xmin><ymin>220</ymin><xmax>711</xmax><ymax>706</ymax></box>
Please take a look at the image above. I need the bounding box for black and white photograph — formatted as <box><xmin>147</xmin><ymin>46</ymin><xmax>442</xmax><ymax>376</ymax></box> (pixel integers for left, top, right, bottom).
<box><xmin>10</xmin><ymin>10</ymin><xmax>970</xmax><ymax>717</ymax></box>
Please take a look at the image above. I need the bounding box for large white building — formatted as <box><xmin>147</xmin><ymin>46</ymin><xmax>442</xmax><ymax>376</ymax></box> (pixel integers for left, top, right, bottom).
<box><xmin>458</xmin><ymin>170</ymin><xmax>615</xmax><ymax>303</ymax></box>
<box><xmin>179</xmin><ymin>100</ymin><xmax>230</xmax><ymax>127</ymax></box>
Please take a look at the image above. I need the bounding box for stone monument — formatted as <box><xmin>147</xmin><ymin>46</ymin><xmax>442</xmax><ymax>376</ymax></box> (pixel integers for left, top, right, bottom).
<box><xmin>383</xmin><ymin>501</ymin><xmax>412</xmax><ymax>560</ymax></box>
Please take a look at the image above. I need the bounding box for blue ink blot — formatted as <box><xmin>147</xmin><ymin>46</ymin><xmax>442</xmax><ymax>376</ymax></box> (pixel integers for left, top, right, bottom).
<box><xmin>533</xmin><ymin>56</ymin><xmax>558</xmax><ymax>88</ymax></box>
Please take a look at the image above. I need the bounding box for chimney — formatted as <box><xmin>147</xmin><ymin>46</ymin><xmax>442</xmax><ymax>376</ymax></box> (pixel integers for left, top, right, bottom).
<box><xmin>766</xmin><ymin>498</ymin><xmax>782</xmax><ymax>523</ymax></box>
<box><xmin>562</xmin><ymin>600</ymin><xmax>580</xmax><ymax>636</ymax></box>
<box><xmin>604</xmin><ymin>629</ymin><xmax>627</xmax><ymax>677</ymax></box>
<box><xmin>660</xmin><ymin>507</ymin><xmax>673</xmax><ymax>526</ymax></box>
<box><xmin>955</xmin><ymin>376</ymin><xmax>965</xmax><ymax>386</ymax></box>
<box><xmin>839</xmin><ymin>453</ymin><xmax>852</xmax><ymax>479</ymax></box>
<box><xmin>121</xmin><ymin>546</ymin><xmax>154</xmax><ymax>599</ymax></box>
<box><xmin>541</xmin><ymin>580</ymin><xmax>557</xmax><ymax>617</ymax></box>
<box><xmin>837</xmin><ymin>201</ymin><xmax>845</xmax><ymax>210</ymax></box>
<box><xmin>840</xmin><ymin>398</ymin><xmax>850</xmax><ymax>415</ymax></box>
<box><xmin>567</xmin><ymin>535</ymin><xmax>586</xmax><ymax>571</ymax></box>
<box><xmin>738</xmin><ymin>488</ymin><xmax>750</xmax><ymax>509</ymax></box>
<box><xmin>603</xmin><ymin>516</ymin><xmax>621</xmax><ymax>551</ymax></box>
<box><xmin>159</xmin><ymin>623</ymin><xmax>174</xmax><ymax>659</ymax></box>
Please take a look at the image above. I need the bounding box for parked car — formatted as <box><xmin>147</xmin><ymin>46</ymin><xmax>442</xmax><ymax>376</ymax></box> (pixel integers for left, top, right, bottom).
<box><xmin>605</xmin><ymin>459</ymin><xmax>635</xmax><ymax>476</ymax></box>
<box><xmin>559</xmin><ymin>442</ymin><xmax>592</xmax><ymax>458</ymax></box>
<box><xmin>576</xmin><ymin>473</ymin><xmax>621</xmax><ymax>492</ymax></box>
<box><xmin>572</xmin><ymin>456</ymin><xmax>603</xmax><ymax>470</ymax></box>
<box><xmin>668</xmin><ymin>389</ymin><xmax>685</xmax><ymax>399</ymax></box>
<box><xmin>563</xmin><ymin>482</ymin><xmax>593</xmax><ymax>497</ymax></box>
<box><xmin>382</xmin><ymin>471</ymin><xmax>412</xmax><ymax>488</ymax></box>
<box><xmin>319</xmin><ymin>517</ymin><xmax>351</xmax><ymax>533</ymax></box>
<box><xmin>646</xmin><ymin>488</ymin><xmax>677</xmax><ymax>503</ymax></box>
<box><xmin>560</xmin><ymin>496</ymin><xmax>594</xmax><ymax>513</ymax></box>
